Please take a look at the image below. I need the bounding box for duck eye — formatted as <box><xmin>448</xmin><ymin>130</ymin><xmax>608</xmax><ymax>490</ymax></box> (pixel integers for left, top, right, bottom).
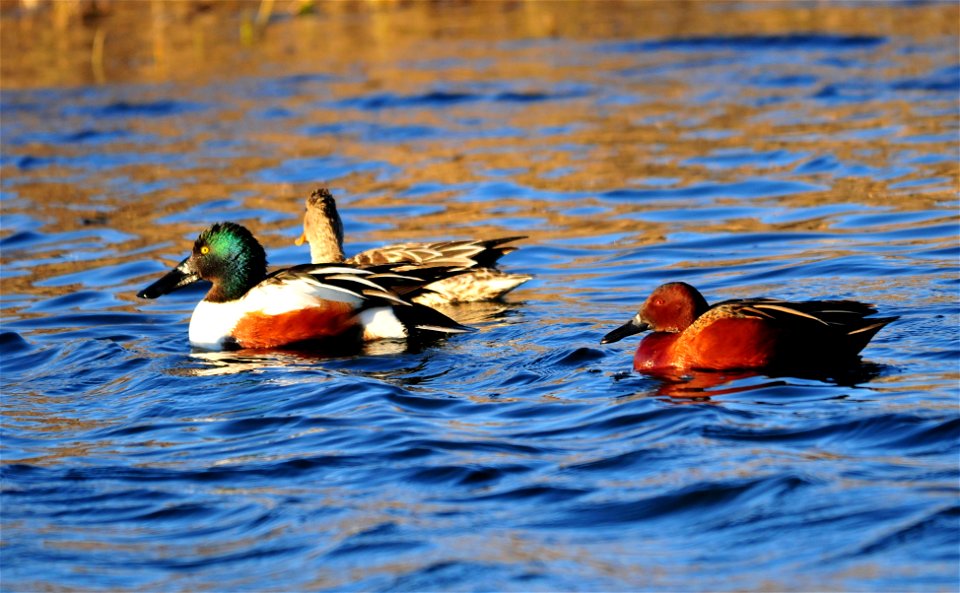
<box><xmin>655</xmin><ymin>298</ymin><xmax>664</xmax><ymax>306</ymax></box>
<box><xmin>200</xmin><ymin>246</ymin><xmax>210</xmax><ymax>255</ymax></box>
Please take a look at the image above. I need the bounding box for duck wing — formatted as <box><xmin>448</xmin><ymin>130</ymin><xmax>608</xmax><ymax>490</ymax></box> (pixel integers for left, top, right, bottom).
<box><xmin>348</xmin><ymin>237</ymin><xmax>526</xmax><ymax>268</ymax></box>
<box><xmin>261</xmin><ymin>263</ymin><xmax>473</xmax><ymax>335</ymax></box>
<box><xmin>714</xmin><ymin>297</ymin><xmax>898</xmax><ymax>356</ymax></box>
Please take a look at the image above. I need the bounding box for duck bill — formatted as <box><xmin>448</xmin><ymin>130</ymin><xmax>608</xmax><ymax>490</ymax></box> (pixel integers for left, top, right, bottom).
<box><xmin>137</xmin><ymin>256</ymin><xmax>200</xmax><ymax>299</ymax></box>
<box><xmin>600</xmin><ymin>315</ymin><xmax>651</xmax><ymax>344</ymax></box>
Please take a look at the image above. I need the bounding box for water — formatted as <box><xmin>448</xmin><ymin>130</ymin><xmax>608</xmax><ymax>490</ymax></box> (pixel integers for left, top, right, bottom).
<box><xmin>2</xmin><ymin>3</ymin><xmax>958</xmax><ymax>591</ymax></box>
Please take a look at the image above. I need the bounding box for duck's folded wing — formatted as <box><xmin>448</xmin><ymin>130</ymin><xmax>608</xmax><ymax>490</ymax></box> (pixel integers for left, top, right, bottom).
<box><xmin>257</xmin><ymin>264</ymin><xmax>473</xmax><ymax>335</ymax></box>
<box><xmin>348</xmin><ymin>237</ymin><xmax>526</xmax><ymax>268</ymax></box>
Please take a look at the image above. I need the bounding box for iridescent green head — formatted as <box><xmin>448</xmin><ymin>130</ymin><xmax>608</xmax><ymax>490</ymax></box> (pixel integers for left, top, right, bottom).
<box><xmin>138</xmin><ymin>222</ymin><xmax>268</xmax><ymax>303</ymax></box>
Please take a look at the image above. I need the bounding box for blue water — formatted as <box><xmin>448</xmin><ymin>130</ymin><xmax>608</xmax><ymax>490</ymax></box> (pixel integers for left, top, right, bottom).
<box><xmin>2</xmin><ymin>7</ymin><xmax>959</xmax><ymax>592</ymax></box>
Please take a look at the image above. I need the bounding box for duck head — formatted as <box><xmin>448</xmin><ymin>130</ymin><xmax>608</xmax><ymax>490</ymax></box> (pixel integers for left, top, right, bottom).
<box><xmin>138</xmin><ymin>222</ymin><xmax>267</xmax><ymax>303</ymax></box>
<box><xmin>601</xmin><ymin>282</ymin><xmax>710</xmax><ymax>343</ymax></box>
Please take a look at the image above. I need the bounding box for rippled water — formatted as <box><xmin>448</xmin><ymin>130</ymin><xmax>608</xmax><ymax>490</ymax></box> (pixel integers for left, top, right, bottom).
<box><xmin>2</xmin><ymin>3</ymin><xmax>958</xmax><ymax>591</ymax></box>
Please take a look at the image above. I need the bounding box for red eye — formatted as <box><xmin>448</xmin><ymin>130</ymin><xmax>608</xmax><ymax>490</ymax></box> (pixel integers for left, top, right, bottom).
<box><xmin>655</xmin><ymin>298</ymin><xmax>664</xmax><ymax>306</ymax></box>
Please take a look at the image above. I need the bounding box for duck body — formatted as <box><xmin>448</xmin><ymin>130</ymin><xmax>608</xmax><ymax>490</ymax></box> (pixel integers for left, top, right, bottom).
<box><xmin>184</xmin><ymin>266</ymin><xmax>402</xmax><ymax>349</ymax></box>
<box><xmin>296</xmin><ymin>188</ymin><xmax>531</xmax><ymax>305</ymax></box>
<box><xmin>138</xmin><ymin>222</ymin><xmax>471</xmax><ymax>351</ymax></box>
<box><xmin>602</xmin><ymin>282</ymin><xmax>898</xmax><ymax>372</ymax></box>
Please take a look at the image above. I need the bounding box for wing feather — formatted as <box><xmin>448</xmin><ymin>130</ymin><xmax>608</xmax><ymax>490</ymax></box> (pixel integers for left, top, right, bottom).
<box><xmin>751</xmin><ymin>303</ymin><xmax>830</xmax><ymax>325</ymax></box>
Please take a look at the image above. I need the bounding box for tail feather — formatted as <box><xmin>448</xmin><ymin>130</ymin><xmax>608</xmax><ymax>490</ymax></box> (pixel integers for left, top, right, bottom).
<box><xmin>394</xmin><ymin>302</ymin><xmax>475</xmax><ymax>335</ymax></box>
<box><xmin>845</xmin><ymin>316</ymin><xmax>899</xmax><ymax>355</ymax></box>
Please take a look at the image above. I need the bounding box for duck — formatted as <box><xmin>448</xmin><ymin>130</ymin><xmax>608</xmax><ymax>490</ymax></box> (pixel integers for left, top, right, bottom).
<box><xmin>137</xmin><ymin>222</ymin><xmax>473</xmax><ymax>350</ymax></box>
<box><xmin>294</xmin><ymin>188</ymin><xmax>531</xmax><ymax>307</ymax></box>
<box><xmin>601</xmin><ymin>282</ymin><xmax>898</xmax><ymax>372</ymax></box>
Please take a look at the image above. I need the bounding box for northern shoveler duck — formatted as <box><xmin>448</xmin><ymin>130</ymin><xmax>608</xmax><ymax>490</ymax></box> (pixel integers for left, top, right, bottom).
<box><xmin>294</xmin><ymin>188</ymin><xmax>531</xmax><ymax>307</ymax></box>
<box><xmin>137</xmin><ymin>222</ymin><xmax>472</xmax><ymax>350</ymax></box>
<box><xmin>601</xmin><ymin>282</ymin><xmax>898</xmax><ymax>372</ymax></box>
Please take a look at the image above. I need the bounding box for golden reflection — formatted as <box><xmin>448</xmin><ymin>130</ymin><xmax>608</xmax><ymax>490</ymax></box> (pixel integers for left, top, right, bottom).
<box><xmin>1</xmin><ymin>391</ymin><xmax>111</xmax><ymax>465</ymax></box>
<box><xmin>1</xmin><ymin>0</ymin><xmax>956</xmax><ymax>321</ymax></box>
<box><xmin>2</xmin><ymin>2</ymin><xmax>958</xmax><ymax>91</ymax></box>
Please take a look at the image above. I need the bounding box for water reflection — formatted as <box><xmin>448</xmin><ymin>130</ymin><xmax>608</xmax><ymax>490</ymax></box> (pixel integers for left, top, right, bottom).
<box><xmin>616</xmin><ymin>362</ymin><xmax>890</xmax><ymax>401</ymax></box>
<box><xmin>1</xmin><ymin>2</ymin><xmax>957</xmax><ymax>592</ymax></box>
<box><xmin>181</xmin><ymin>349</ymin><xmax>337</xmax><ymax>377</ymax></box>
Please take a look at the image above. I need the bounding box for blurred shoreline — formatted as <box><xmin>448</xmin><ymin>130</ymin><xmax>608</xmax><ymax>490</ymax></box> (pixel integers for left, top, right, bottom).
<box><xmin>2</xmin><ymin>0</ymin><xmax>958</xmax><ymax>90</ymax></box>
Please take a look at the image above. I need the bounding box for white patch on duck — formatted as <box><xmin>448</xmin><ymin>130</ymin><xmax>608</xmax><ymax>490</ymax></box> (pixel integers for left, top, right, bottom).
<box><xmin>358</xmin><ymin>307</ymin><xmax>408</xmax><ymax>340</ymax></box>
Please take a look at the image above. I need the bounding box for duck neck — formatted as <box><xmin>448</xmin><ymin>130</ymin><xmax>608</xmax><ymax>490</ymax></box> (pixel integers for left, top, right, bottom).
<box><xmin>309</xmin><ymin>216</ymin><xmax>345</xmax><ymax>263</ymax></box>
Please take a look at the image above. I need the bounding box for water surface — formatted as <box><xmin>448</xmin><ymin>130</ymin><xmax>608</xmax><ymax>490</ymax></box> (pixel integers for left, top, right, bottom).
<box><xmin>2</xmin><ymin>2</ymin><xmax>958</xmax><ymax>591</ymax></box>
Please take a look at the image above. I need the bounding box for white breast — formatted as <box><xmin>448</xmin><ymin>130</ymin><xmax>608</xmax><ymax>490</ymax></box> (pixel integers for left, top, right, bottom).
<box><xmin>188</xmin><ymin>300</ymin><xmax>244</xmax><ymax>349</ymax></box>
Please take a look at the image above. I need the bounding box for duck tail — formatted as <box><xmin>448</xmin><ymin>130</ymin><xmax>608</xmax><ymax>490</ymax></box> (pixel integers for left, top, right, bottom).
<box><xmin>845</xmin><ymin>316</ymin><xmax>899</xmax><ymax>355</ymax></box>
<box><xmin>394</xmin><ymin>302</ymin><xmax>475</xmax><ymax>335</ymax></box>
<box><xmin>469</xmin><ymin>236</ymin><xmax>527</xmax><ymax>268</ymax></box>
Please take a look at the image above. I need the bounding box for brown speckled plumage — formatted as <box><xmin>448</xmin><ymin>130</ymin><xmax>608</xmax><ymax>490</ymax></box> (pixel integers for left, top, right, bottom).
<box><xmin>296</xmin><ymin>188</ymin><xmax>531</xmax><ymax>305</ymax></box>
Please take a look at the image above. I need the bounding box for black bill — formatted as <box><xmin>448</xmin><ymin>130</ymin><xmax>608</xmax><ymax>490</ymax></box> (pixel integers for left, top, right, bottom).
<box><xmin>137</xmin><ymin>256</ymin><xmax>200</xmax><ymax>299</ymax></box>
<box><xmin>600</xmin><ymin>315</ymin><xmax>650</xmax><ymax>344</ymax></box>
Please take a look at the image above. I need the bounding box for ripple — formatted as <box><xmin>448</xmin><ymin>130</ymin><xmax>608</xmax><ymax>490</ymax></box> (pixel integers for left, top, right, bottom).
<box><xmin>602</xmin><ymin>178</ymin><xmax>826</xmax><ymax>201</ymax></box>
<box><xmin>604</xmin><ymin>34</ymin><xmax>886</xmax><ymax>53</ymax></box>
<box><xmin>66</xmin><ymin>99</ymin><xmax>206</xmax><ymax>119</ymax></box>
<box><xmin>537</xmin><ymin>475</ymin><xmax>815</xmax><ymax>528</ymax></box>
<box><xmin>1</xmin><ymin>4</ymin><xmax>957</xmax><ymax>592</ymax></box>
<box><xmin>704</xmin><ymin>415</ymin><xmax>960</xmax><ymax>455</ymax></box>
